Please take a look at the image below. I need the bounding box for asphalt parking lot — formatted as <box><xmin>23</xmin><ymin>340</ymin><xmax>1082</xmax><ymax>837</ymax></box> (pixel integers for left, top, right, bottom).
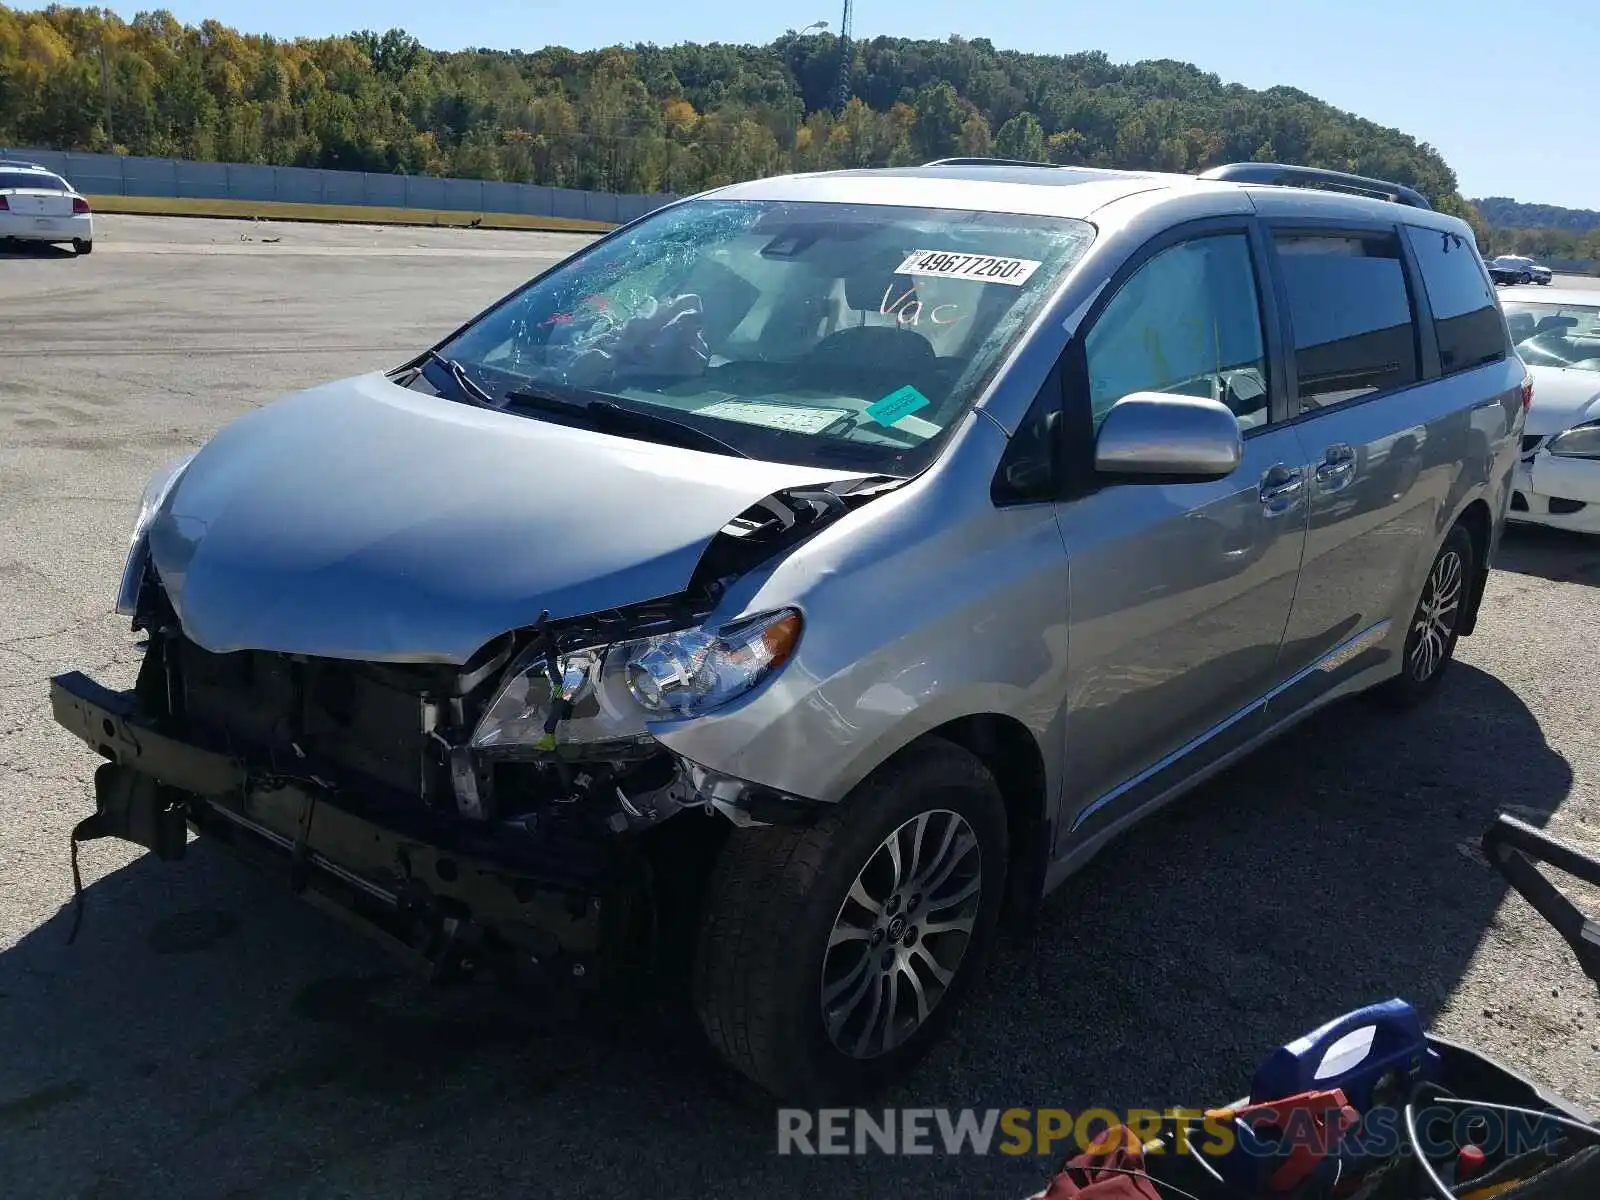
<box><xmin>2</xmin><ymin>217</ymin><xmax>1598</xmax><ymax>1199</ymax></box>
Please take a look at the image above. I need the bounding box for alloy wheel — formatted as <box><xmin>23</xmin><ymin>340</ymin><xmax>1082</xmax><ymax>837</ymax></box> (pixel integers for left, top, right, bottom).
<box><xmin>1409</xmin><ymin>548</ymin><xmax>1463</xmax><ymax>682</ymax></box>
<box><xmin>820</xmin><ymin>809</ymin><xmax>983</xmax><ymax>1059</ymax></box>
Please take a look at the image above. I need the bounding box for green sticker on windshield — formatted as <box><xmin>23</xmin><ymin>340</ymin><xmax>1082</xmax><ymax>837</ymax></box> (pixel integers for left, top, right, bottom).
<box><xmin>865</xmin><ymin>385</ymin><xmax>931</xmax><ymax>427</ymax></box>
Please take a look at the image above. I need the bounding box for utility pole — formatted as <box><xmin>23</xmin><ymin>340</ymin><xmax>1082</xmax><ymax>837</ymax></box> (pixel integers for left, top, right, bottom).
<box><xmin>97</xmin><ymin>35</ymin><xmax>114</xmax><ymax>149</ymax></box>
<box><xmin>835</xmin><ymin>0</ymin><xmax>853</xmax><ymax>113</ymax></box>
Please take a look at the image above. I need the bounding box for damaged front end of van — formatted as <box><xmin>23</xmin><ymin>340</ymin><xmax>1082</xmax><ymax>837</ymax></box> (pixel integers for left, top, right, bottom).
<box><xmin>51</xmin><ymin>373</ymin><xmax>897</xmax><ymax>986</ymax></box>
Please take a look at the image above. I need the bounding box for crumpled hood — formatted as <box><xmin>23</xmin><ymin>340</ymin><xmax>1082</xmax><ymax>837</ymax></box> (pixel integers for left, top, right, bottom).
<box><xmin>1526</xmin><ymin>365</ymin><xmax>1600</xmax><ymax>437</ymax></box>
<box><xmin>148</xmin><ymin>372</ymin><xmax>857</xmax><ymax>663</ymax></box>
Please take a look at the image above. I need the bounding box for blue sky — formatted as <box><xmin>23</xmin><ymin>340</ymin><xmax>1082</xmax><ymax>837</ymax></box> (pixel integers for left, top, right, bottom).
<box><xmin>102</xmin><ymin>0</ymin><xmax>1590</xmax><ymax>209</ymax></box>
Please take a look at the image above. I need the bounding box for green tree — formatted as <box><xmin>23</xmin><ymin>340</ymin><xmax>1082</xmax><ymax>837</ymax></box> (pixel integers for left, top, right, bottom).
<box><xmin>911</xmin><ymin>80</ymin><xmax>965</xmax><ymax>160</ymax></box>
<box><xmin>958</xmin><ymin>112</ymin><xmax>991</xmax><ymax>157</ymax></box>
<box><xmin>351</xmin><ymin>27</ymin><xmax>423</xmax><ymax>80</ymax></box>
<box><xmin>995</xmin><ymin>111</ymin><xmax>1044</xmax><ymax>162</ymax></box>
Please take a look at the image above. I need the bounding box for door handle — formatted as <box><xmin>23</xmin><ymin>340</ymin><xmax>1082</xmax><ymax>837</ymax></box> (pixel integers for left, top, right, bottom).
<box><xmin>1259</xmin><ymin>465</ymin><xmax>1304</xmax><ymax>515</ymax></box>
<box><xmin>1315</xmin><ymin>444</ymin><xmax>1357</xmax><ymax>491</ymax></box>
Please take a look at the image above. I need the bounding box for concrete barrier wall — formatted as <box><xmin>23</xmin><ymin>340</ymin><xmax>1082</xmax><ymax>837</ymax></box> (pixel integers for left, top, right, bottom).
<box><xmin>1</xmin><ymin>147</ymin><xmax>679</xmax><ymax>226</ymax></box>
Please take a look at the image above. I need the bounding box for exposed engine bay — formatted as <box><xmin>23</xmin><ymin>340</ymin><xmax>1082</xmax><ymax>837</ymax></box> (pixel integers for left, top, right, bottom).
<box><xmin>59</xmin><ymin>473</ymin><xmax>899</xmax><ymax>983</ymax></box>
<box><xmin>129</xmin><ymin>474</ymin><xmax>891</xmax><ymax>830</ymax></box>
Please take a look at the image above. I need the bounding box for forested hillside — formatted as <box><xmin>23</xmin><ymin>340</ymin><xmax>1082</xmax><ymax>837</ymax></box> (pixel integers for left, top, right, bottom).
<box><xmin>1</xmin><ymin>4</ymin><xmax>1480</xmax><ymax>225</ymax></box>
<box><xmin>1478</xmin><ymin>225</ymin><xmax>1600</xmax><ymax>263</ymax></box>
<box><xmin>1475</xmin><ymin>197</ymin><xmax>1600</xmax><ymax>235</ymax></box>
<box><xmin>1471</xmin><ymin>197</ymin><xmax>1600</xmax><ymax>263</ymax></box>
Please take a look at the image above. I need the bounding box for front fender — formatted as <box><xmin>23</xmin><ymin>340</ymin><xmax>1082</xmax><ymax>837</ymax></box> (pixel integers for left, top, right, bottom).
<box><xmin>651</xmin><ymin>418</ymin><xmax>1072</xmax><ymax>809</ymax></box>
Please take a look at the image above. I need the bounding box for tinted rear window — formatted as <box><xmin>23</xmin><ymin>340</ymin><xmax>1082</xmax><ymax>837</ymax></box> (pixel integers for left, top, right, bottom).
<box><xmin>1404</xmin><ymin>226</ymin><xmax>1507</xmax><ymax>375</ymax></box>
<box><xmin>0</xmin><ymin>170</ymin><xmax>68</xmax><ymax>191</ymax></box>
<box><xmin>1273</xmin><ymin>232</ymin><xmax>1420</xmax><ymax>409</ymax></box>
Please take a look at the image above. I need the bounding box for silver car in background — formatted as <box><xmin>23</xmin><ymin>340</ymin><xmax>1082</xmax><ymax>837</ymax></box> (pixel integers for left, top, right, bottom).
<box><xmin>51</xmin><ymin>159</ymin><xmax>1525</xmax><ymax>1103</ymax></box>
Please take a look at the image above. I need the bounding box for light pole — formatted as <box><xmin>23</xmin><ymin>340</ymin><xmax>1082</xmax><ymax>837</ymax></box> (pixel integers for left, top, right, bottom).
<box><xmin>779</xmin><ymin>23</ymin><xmax>828</xmax><ymax>160</ymax></box>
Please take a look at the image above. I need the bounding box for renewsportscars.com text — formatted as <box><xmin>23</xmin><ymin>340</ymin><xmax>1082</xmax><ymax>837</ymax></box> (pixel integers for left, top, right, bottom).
<box><xmin>776</xmin><ymin>1106</ymin><xmax>1571</xmax><ymax>1158</ymax></box>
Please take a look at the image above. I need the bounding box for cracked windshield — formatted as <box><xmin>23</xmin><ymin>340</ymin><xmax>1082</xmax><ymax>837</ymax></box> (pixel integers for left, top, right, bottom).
<box><xmin>433</xmin><ymin>200</ymin><xmax>1095</xmax><ymax>471</ymax></box>
<box><xmin>1501</xmin><ymin>300</ymin><xmax>1600</xmax><ymax>371</ymax></box>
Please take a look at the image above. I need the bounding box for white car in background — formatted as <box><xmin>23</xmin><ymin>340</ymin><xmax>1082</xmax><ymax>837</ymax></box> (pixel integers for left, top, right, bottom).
<box><xmin>0</xmin><ymin>161</ymin><xmax>93</xmax><ymax>254</ymax></box>
<box><xmin>1502</xmin><ymin>286</ymin><xmax>1600</xmax><ymax>533</ymax></box>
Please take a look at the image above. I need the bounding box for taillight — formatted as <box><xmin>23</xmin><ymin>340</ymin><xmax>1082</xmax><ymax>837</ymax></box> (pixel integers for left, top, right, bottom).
<box><xmin>0</xmin><ymin>195</ymin><xmax>9</xmax><ymax>211</ymax></box>
<box><xmin>1521</xmin><ymin>377</ymin><xmax>1534</xmax><ymax>413</ymax></box>
<box><xmin>72</xmin><ymin>196</ymin><xmax>90</xmax><ymax>214</ymax></box>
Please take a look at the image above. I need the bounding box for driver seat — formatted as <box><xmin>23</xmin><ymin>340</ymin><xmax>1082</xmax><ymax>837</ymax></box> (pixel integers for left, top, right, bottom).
<box><xmin>805</xmin><ymin>252</ymin><xmax>940</xmax><ymax>381</ymax></box>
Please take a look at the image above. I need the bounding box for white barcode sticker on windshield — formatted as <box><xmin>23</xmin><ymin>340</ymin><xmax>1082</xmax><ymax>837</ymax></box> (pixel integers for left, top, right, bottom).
<box><xmin>895</xmin><ymin>249</ymin><xmax>1043</xmax><ymax>286</ymax></box>
<box><xmin>693</xmin><ymin>400</ymin><xmax>848</xmax><ymax>435</ymax></box>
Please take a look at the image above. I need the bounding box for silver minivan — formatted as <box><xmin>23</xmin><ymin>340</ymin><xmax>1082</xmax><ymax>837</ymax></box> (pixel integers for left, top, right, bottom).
<box><xmin>52</xmin><ymin>159</ymin><xmax>1527</xmax><ymax>1103</ymax></box>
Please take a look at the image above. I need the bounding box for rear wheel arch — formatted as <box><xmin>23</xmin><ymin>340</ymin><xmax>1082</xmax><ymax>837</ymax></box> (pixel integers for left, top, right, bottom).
<box><xmin>1454</xmin><ymin>497</ymin><xmax>1494</xmax><ymax>637</ymax></box>
<box><xmin>1374</xmin><ymin>519</ymin><xmax>1477</xmax><ymax>708</ymax></box>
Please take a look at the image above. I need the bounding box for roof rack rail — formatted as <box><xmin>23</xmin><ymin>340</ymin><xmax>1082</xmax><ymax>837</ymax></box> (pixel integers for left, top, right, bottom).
<box><xmin>923</xmin><ymin>157</ymin><xmax>1058</xmax><ymax>169</ymax></box>
<box><xmin>1198</xmin><ymin>162</ymin><xmax>1431</xmax><ymax>210</ymax></box>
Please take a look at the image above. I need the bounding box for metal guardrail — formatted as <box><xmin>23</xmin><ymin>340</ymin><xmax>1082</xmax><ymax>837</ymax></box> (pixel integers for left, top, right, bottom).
<box><xmin>1</xmin><ymin>147</ymin><xmax>679</xmax><ymax>226</ymax></box>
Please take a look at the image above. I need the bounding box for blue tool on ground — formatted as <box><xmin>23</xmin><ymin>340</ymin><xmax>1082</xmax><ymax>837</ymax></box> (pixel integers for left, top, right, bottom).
<box><xmin>1249</xmin><ymin>998</ymin><xmax>1440</xmax><ymax>1115</ymax></box>
<box><xmin>1207</xmin><ymin>999</ymin><xmax>1441</xmax><ymax>1194</ymax></box>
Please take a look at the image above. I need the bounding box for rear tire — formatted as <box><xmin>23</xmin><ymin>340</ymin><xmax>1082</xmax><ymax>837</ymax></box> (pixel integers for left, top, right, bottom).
<box><xmin>73</xmin><ymin>239</ymin><xmax>92</xmax><ymax>255</ymax></box>
<box><xmin>693</xmin><ymin>738</ymin><xmax>1008</xmax><ymax>1104</ymax></box>
<box><xmin>1373</xmin><ymin>521</ymin><xmax>1475</xmax><ymax>708</ymax></box>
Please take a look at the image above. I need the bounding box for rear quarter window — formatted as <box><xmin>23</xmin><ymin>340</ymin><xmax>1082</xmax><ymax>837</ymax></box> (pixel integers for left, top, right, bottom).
<box><xmin>1272</xmin><ymin>231</ymin><xmax>1420</xmax><ymax>410</ymax></box>
<box><xmin>1403</xmin><ymin>225</ymin><xmax>1508</xmax><ymax>375</ymax></box>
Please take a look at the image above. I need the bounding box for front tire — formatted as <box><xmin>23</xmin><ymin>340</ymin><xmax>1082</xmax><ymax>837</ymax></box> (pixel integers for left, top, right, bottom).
<box><xmin>1375</xmin><ymin>521</ymin><xmax>1475</xmax><ymax>707</ymax></box>
<box><xmin>693</xmin><ymin>739</ymin><xmax>1008</xmax><ymax>1103</ymax></box>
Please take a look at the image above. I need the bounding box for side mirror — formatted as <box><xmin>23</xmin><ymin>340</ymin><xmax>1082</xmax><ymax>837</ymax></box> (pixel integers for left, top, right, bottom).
<box><xmin>1094</xmin><ymin>391</ymin><xmax>1243</xmax><ymax>480</ymax></box>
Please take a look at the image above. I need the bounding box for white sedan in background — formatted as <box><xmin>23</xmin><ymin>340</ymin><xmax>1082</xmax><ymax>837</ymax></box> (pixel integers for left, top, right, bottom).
<box><xmin>1503</xmin><ymin>286</ymin><xmax>1600</xmax><ymax>533</ymax></box>
<box><xmin>0</xmin><ymin>161</ymin><xmax>93</xmax><ymax>254</ymax></box>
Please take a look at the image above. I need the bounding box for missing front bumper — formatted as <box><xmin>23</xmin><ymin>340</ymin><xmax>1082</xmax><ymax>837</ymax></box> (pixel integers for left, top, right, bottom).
<box><xmin>50</xmin><ymin>671</ymin><xmax>615</xmax><ymax>981</ymax></box>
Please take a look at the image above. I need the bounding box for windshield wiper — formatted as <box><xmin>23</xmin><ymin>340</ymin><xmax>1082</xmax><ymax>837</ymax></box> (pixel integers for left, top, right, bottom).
<box><xmin>422</xmin><ymin>349</ymin><xmax>496</xmax><ymax>408</ymax></box>
<box><xmin>504</xmin><ymin>386</ymin><xmax>751</xmax><ymax>459</ymax></box>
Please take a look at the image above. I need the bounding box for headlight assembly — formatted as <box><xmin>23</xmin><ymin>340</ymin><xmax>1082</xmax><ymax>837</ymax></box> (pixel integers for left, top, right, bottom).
<box><xmin>470</xmin><ymin>608</ymin><xmax>803</xmax><ymax>757</ymax></box>
<box><xmin>116</xmin><ymin>453</ymin><xmax>195</xmax><ymax>616</ymax></box>
<box><xmin>1548</xmin><ymin>420</ymin><xmax>1600</xmax><ymax>460</ymax></box>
